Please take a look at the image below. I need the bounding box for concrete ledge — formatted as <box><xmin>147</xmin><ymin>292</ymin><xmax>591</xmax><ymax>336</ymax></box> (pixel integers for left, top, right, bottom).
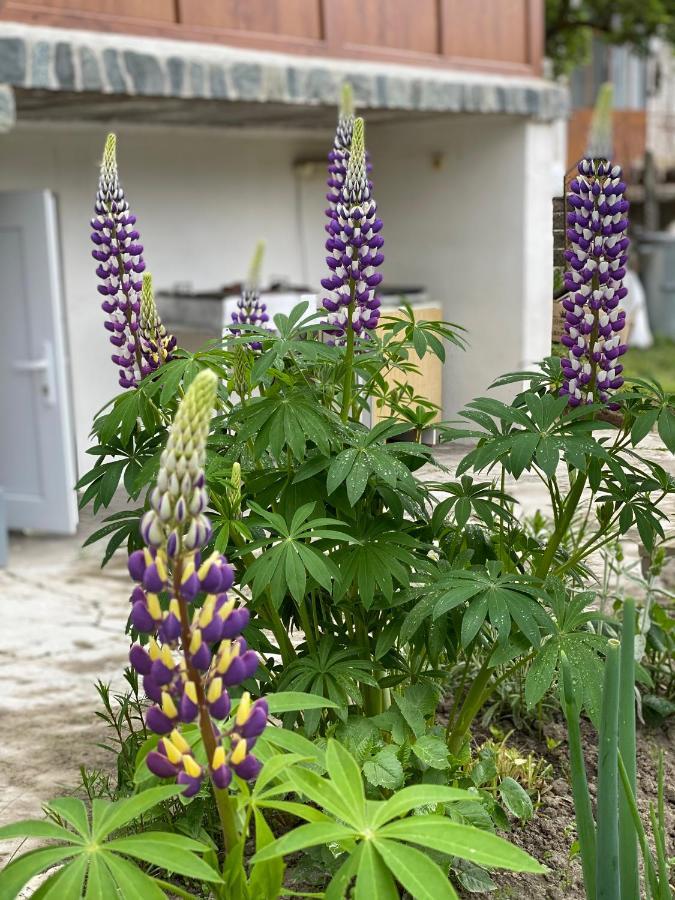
<box><xmin>0</xmin><ymin>21</ymin><xmax>567</xmax><ymax>122</ymax></box>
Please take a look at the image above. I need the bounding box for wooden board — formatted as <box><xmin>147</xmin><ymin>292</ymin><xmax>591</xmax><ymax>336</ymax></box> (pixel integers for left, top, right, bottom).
<box><xmin>371</xmin><ymin>305</ymin><xmax>443</xmax><ymax>425</ymax></box>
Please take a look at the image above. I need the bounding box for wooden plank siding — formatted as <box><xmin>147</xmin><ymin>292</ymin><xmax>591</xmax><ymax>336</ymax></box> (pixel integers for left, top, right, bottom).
<box><xmin>0</xmin><ymin>0</ymin><xmax>544</xmax><ymax>76</ymax></box>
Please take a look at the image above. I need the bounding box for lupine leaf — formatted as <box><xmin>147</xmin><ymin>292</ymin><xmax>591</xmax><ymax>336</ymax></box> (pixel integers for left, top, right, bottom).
<box><xmin>92</xmin><ymin>786</ymin><xmax>183</xmax><ymax>840</ymax></box>
<box><xmin>101</xmin><ymin>852</ymin><xmax>166</xmax><ymax>898</ymax></box>
<box><xmin>325</xmin><ymin>740</ymin><xmax>366</xmax><ymax>825</ymax></box>
<box><xmin>266</xmin><ymin>692</ymin><xmax>340</xmax><ymax>713</ymax></box>
<box><xmin>84</xmin><ymin>853</ymin><xmax>119</xmax><ymax>899</ymax></box>
<box><xmin>0</xmin><ymin>819</ymin><xmax>82</xmax><ymax>843</ymax></box>
<box><xmin>0</xmin><ymin>846</ymin><xmax>79</xmax><ymax>898</ymax></box>
<box><xmin>374</xmin><ymin>838</ymin><xmax>457</xmax><ymax>900</ymax></box>
<box><xmin>104</xmin><ymin>834</ymin><xmax>220</xmax><ymax>881</ymax></box>
<box><xmin>251</xmin><ymin>823</ymin><xmax>356</xmax><ymax>863</ymax></box>
<box><xmin>356</xmin><ymin>841</ymin><xmax>399</xmax><ymax>900</ymax></box>
<box><xmin>371</xmin><ymin>785</ymin><xmax>474</xmax><ymax>827</ymax></box>
<box><xmin>525</xmin><ymin>639</ymin><xmax>559</xmax><ymax>708</ymax></box>
<box><xmin>379</xmin><ymin>817</ymin><xmax>545</xmax><ymax>871</ymax></box>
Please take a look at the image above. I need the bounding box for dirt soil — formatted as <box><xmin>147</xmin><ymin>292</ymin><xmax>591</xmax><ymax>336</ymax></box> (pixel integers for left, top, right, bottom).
<box><xmin>462</xmin><ymin>716</ymin><xmax>675</xmax><ymax>899</ymax></box>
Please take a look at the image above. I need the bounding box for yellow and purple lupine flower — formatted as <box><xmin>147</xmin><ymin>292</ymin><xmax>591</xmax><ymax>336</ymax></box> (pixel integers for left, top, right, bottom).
<box><xmin>561</xmin><ymin>158</ymin><xmax>629</xmax><ymax>409</ymax></box>
<box><xmin>322</xmin><ymin>117</ymin><xmax>384</xmax><ymax>339</ymax></box>
<box><xmin>230</xmin><ymin>240</ymin><xmax>270</xmax><ymax>350</ymax></box>
<box><xmin>91</xmin><ymin>133</ymin><xmax>145</xmax><ymax>389</ymax></box>
<box><xmin>139</xmin><ymin>273</ymin><xmax>176</xmax><ymax>377</ymax></box>
<box><xmin>127</xmin><ymin>370</ymin><xmax>266</xmax><ymax>797</ymax></box>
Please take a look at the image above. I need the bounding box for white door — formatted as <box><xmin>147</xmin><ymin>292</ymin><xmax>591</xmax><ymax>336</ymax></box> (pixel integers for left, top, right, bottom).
<box><xmin>0</xmin><ymin>190</ymin><xmax>77</xmax><ymax>533</ymax></box>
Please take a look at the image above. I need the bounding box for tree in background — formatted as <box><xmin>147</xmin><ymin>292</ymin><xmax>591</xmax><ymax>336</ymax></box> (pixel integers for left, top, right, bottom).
<box><xmin>546</xmin><ymin>0</ymin><xmax>675</xmax><ymax>75</ymax></box>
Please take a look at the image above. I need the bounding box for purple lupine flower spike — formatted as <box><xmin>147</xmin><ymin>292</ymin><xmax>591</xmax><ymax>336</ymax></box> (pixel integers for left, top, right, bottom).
<box><xmin>91</xmin><ymin>133</ymin><xmax>145</xmax><ymax>388</ymax></box>
<box><xmin>322</xmin><ymin>117</ymin><xmax>384</xmax><ymax>340</ymax></box>
<box><xmin>561</xmin><ymin>157</ymin><xmax>629</xmax><ymax>409</ymax></box>
<box><xmin>325</xmin><ymin>83</ymin><xmax>355</xmax><ymax>236</ymax></box>
<box><xmin>127</xmin><ymin>369</ymin><xmax>267</xmax><ymax>797</ymax></box>
<box><xmin>230</xmin><ymin>240</ymin><xmax>270</xmax><ymax>350</ymax></box>
<box><xmin>139</xmin><ymin>273</ymin><xmax>176</xmax><ymax>377</ymax></box>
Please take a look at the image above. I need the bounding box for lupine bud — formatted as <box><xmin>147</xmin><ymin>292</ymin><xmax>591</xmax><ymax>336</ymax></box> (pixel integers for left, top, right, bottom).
<box><xmin>139</xmin><ymin>273</ymin><xmax>176</xmax><ymax>377</ymax></box>
<box><xmin>126</xmin><ymin>368</ymin><xmax>267</xmax><ymax>797</ymax></box>
<box><xmin>91</xmin><ymin>133</ymin><xmax>145</xmax><ymax>388</ymax></box>
<box><xmin>325</xmin><ymin>83</ymin><xmax>355</xmax><ymax>235</ymax></box>
<box><xmin>561</xmin><ymin>157</ymin><xmax>629</xmax><ymax>409</ymax></box>
<box><xmin>227</xmin><ymin>462</ymin><xmax>242</xmax><ymax>518</ymax></box>
<box><xmin>230</xmin><ymin>241</ymin><xmax>270</xmax><ymax>350</ymax></box>
<box><xmin>141</xmin><ymin>370</ymin><xmax>218</xmax><ymax>554</ymax></box>
<box><xmin>322</xmin><ymin>117</ymin><xmax>384</xmax><ymax>340</ymax></box>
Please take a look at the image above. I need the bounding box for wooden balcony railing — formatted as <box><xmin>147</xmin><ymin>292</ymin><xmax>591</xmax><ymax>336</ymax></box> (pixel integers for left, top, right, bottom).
<box><xmin>0</xmin><ymin>0</ymin><xmax>544</xmax><ymax>77</ymax></box>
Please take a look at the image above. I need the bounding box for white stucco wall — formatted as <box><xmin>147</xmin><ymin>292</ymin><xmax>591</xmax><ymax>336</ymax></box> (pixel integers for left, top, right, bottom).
<box><xmin>0</xmin><ymin>113</ymin><xmax>563</xmax><ymax>479</ymax></box>
<box><xmin>368</xmin><ymin>115</ymin><xmax>564</xmax><ymax>416</ymax></box>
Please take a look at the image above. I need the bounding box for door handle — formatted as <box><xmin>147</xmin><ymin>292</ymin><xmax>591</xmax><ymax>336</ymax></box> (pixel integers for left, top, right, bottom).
<box><xmin>11</xmin><ymin>341</ymin><xmax>57</xmax><ymax>406</ymax></box>
<box><xmin>13</xmin><ymin>358</ymin><xmax>49</xmax><ymax>372</ymax></box>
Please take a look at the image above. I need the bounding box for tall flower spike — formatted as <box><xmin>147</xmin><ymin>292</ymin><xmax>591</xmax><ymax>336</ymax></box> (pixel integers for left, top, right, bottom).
<box><xmin>322</xmin><ymin>117</ymin><xmax>384</xmax><ymax>339</ymax></box>
<box><xmin>230</xmin><ymin>240</ymin><xmax>270</xmax><ymax>350</ymax></box>
<box><xmin>141</xmin><ymin>369</ymin><xmax>217</xmax><ymax>555</ymax></box>
<box><xmin>325</xmin><ymin>83</ymin><xmax>355</xmax><ymax>235</ymax></box>
<box><xmin>91</xmin><ymin>133</ymin><xmax>145</xmax><ymax>389</ymax></box>
<box><xmin>128</xmin><ymin>368</ymin><xmax>266</xmax><ymax>800</ymax></box>
<box><xmin>139</xmin><ymin>273</ymin><xmax>177</xmax><ymax>377</ymax></box>
<box><xmin>561</xmin><ymin>158</ymin><xmax>629</xmax><ymax>409</ymax></box>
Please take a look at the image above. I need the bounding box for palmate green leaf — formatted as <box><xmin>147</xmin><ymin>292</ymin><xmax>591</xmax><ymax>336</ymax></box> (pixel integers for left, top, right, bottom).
<box><xmin>379</xmin><ymin>817</ymin><xmax>545</xmax><ymax>871</ymax></box>
<box><xmin>101</xmin><ymin>853</ymin><xmax>166</xmax><ymax>898</ymax></box>
<box><xmin>356</xmin><ymin>840</ymin><xmax>400</xmax><ymax>900</ymax></box>
<box><xmin>251</xmin><ymin>822</ymin><xmax>355</xmax><ymax>863</ymax></box>
<box><xmin>0</xmin><ymin>846</ymin><xmax>79</xmax><ymax>898</ymax></box>
<box><xmin>266</xmin><ymin>691</ymin><xmax>340</xmax><ymax>714</ymax></box>
<box><xmin>524</xmin><ymin>638</ymin><xmax>559</xmax><ymax>708</ymax></box>
<box><xmin>46</xmin><ymin>798</ymin><xmax>90</xmax><ymax>838</ymax></box>
<box><xmin>327</xmin><ymin>448</ymin><xmax>358</xmax><ymax>494</ymax></box>
<box><xmin>84</xmin><ymin>853</ymin><xmax>119</xmax><ymax>899</ymax></box>
<box><xmin>370</xmin><ymin>785</ymin><xmax>474</xmax><ymax>828</ymax></box>
<box><xmin>104</xmin><ymin>833</ymin><xmax>222</xmax><ymax>882</ymax></box>
<box><xmin>326</xmin><ymin>739</ymin><xmax>366</xmax><ymax>825</ymax></box>
<box><xmin>92</xmin><ymin>785</ymin><xmax>184</xmax><ymax>840</ymax></box>
<box><xmin>657</xmin><ymin>407</ymin><xmax>675</xmax><ymax>453</ymax></box>
<box><xmin>374</xmin><ymin>838</ymin><xmax>457</xmax><ymax>900</ymax></box>
<box><xmin>0</xmin><ymin>819</ymin><xmax>83</xmax><ymax>843</ymax></box>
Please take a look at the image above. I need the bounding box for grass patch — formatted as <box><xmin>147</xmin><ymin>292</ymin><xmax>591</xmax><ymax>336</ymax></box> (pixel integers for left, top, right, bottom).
<box><xmin>623</xmin><ymin>337</ymin><xmax>675</xmax><ymax>393</ymax></box>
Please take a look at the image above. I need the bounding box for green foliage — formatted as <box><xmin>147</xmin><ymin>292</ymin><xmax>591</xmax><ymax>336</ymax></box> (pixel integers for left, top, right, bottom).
<box><xmin>251</xmin><ymin>740</ymin><xmax>545</xmax><ymax>898</ymax></box>
<box><xmin>545</xmin><ymin>0</ymin><xmax>675</xmax><ymax>76</ymax></box>
<box><xmin>0</xmin><ymin>787</ymin><xmax>220</xmax><ymax>898</ymax></box>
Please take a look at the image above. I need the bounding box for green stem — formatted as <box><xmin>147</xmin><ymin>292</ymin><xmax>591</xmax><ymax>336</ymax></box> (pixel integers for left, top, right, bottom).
<box><xmin>618</xmin><ymin>598</ymin><xmax>639</xmax><ymax>900</ymax></box>
<box><xmin>596</xmin><ymin>639</ymin><xmax>621</xmax><ymax>900</ymax></box>
<box><xmin>229</xmin><ymin>531</ymin><xmax>296</xmax><ymax>666</ymax></box>
<box><xmin>340</xmin><ymin>288</ymin><xmax>356</xmax><ymax>422</ymax></box>
<box><xmin>447</xmin><ymin>649</ymin><xmax>494</xmax><ymax>755</ymax></box>
<box><xmin>561</xmin><ymin>652</ymin><xmax>596</xmax><ymax>899</ymax></box>
<box><xmin>534</xmin><ymin>470</ymin><xmax>587</xmax><ymax>580</ymax></box>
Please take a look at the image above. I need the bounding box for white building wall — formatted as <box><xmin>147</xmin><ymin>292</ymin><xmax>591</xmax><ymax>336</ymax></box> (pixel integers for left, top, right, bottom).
<box><xmin>0</xmin><ymin>113</ymin><xmax>563</xmax><ymax>479</ymax></box>
<box><xmin>368</xmin><ymin>115</ymin><xmax>563</xmax><ymax>416</ymax></box>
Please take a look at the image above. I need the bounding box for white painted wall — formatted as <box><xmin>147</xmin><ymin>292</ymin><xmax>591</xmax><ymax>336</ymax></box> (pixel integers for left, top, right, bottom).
<box><xmin>0</xmin><ymin>123</ymin><xmax>329</xmax><ymax>475</ymax></box>
<box><xmin>0</xmin><ymin>113</ymin><xmax>563</xmax><ymax>481</ymax></box>
<box><xmin>367</xmin><ymin>114</ymin><xmax>563</xmax><ymax>417</ymax></box>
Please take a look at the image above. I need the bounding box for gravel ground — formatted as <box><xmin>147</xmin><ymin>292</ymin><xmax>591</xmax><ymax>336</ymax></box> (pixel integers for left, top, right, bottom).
<box><xmin>0</xmin><ymin>433</ymin><xmax>673</xmax><ymax>889</ymax></box>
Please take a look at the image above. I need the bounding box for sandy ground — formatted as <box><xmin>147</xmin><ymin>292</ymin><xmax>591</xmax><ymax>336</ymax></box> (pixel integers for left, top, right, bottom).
<box><xmin>0</xmin><ymin>434</ymin><xmax>673</xmax><ymax>881</ymax></box>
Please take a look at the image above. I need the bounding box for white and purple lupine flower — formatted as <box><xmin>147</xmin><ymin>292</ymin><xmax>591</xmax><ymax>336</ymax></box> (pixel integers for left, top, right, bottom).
<box><xmin>230</xmin><ymin>240</ymin><xmax>270</xmax><ymax>350</ymax></box>
<box><xmin>128</xmin><ymin>370</ymin><xmax>266</xmax><ymax>796</ymax></box>
<box><xmin>139</xmin><ymin>272</ymin><xmax>176</xmax><ymax>377</ymax></box>
<box><xmin>561</xmin><ymin>158</ymin><xmax>629</xmax><ymax>409</ymax></box>
<box><xmin>91</xmin><ymin>133</ymin><xmax>145</xmax><ymax>389</ymax></box>
<box><xmin>325</xmin><ymin>84</ymin><xmax>355</xmax><ymax>236</ymax></box>
<box><xmin>322</xmin><ymin>117</ymin><xmax>384</xmax><ymax>339</ymax></box>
